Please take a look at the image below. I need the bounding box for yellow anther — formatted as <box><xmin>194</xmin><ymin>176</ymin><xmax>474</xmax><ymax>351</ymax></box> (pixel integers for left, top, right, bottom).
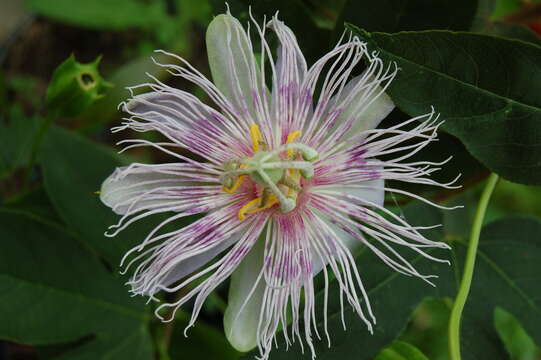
<box><xmin>250</xmin><ymin>124</ymin><xmax>262</xmax><ymax>153</ymax></box>
<box><xmin>248</xmin><ymin>194</ymin><xmax>278</xmax><ymax>214</ymax></box>
<box><xmin>229</xmin><ymin>127</ymin><xmax>311</xmax><ymax>219</ymax></box>
<box><xmin>284</xmin><ymin>130</ymin><xmax>303</xmax><ymax>178</ymax></box>
<box><xmin>223</xmin><ymin>175</ymin><xmax>247</xmax><ymax>194</ymax></box>
<box><xmin>222</xmin><ymin>164</ymin><xmax>249</xmax><ymax>194</ymax></box>
<box><xmin>286</xmin><ymin>130</ymin><xmax>301</xmax><ymax>157</ymax></box>
<box><xmin>238</xmin><ymin>198</ymin><xmax>261</xmax><ymax>220</ymax></box>
<box><xmin>284</xmin><ymin>169</ymin><xmax>301</xmax><ymax>197</ymax></box>
<box><xmin>238</xmin><ymin>194</ymin><xmax>279</xmax><ymax>220</ymax></box>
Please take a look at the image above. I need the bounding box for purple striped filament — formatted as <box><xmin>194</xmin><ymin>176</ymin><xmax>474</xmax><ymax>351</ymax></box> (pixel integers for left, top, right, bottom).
<box><xmin>100</xmin><ymin>9</ymin><xmax>460</xmax><ymax>360</ymax></box>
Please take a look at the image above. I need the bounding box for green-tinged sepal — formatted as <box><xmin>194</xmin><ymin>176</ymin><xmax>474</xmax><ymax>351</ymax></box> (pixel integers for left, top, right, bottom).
<box><xmin>46</xmin><ymin>54</ymin><xmax>113</xmax><ymax>117</ymax></box>
<box><xmin>224</xmin><ymin>236</ymin><xmax>265</xmax><ymax>352</ymax></box>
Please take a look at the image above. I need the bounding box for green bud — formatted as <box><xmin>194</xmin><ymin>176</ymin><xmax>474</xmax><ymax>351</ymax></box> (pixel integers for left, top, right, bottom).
<box><xmin>46</xmin><ymin>54</ymin><xmax>113</xmax><ymax>117</ymax></box>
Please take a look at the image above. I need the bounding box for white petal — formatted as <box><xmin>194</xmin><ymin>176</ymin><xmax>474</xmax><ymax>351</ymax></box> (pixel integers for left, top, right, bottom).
<box><xmin>206</xmin><ymin>14</ymin><xmax>259</xmax><ymax>113</ymax></box>
<box><xmin>311</xmin><ymin>216</ymin><xmax>359</xmax><ymax>275</ymax></box>
<box><xmin>100</xmin><ymin>165</ymin><xmax>197</xmax><ymax>215</ymax></box>
<box><xmin>334</xmin><ymin>72</ymin><xmax>395</xmax><ymax>136</ymax></box>
<box><xmin>268</xmin><ymin>18</ymin><xmax>310</xmax><ymax>131</ymax></box>
<box><xmin>269</xmin><ymin>18</ymin><xmax>307</xmax><ymax>90</ymax></box>
<box><xmin>331</xmin><ymin>177</ymin><xmax>385</xmax><ymax>208</ymax></box>
<box><xmin>122</xmin><ymin>90</ymin><xmax>244</xmax><ymax>162</ymax></box>
<box><xmin>125</xmin><ymin>92</ymin><xmax>179</xmax><ymax>123</ymax></box>
<box><xmin>160</xmin><ymin>233</ymin><xmax>241</xmax><ymax>288</ymax></box>
<box><xmin>124</xmin><ymin>91</ymin><xmax>211</xmax><ymax>130</ymax></box>
<box><xmin>311</xmin><ymin>178</ymin><xmax>384</xmax><ymax>274</ymax></box>
<box><xmin>223</xmin><ymin>234</ymin><xmax>265</xmax><ymax>352</ymax></box>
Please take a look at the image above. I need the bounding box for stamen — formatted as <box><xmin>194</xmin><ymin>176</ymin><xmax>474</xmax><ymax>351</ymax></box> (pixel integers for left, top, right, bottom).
<box><xmin>237</xmin><ymin>193</ymin><xmax>280</xmax><ymax>220</ymax></box>
<box><xmin>286</xmin><ymin>130</ymin><xmax>301</xmax><ymax>157</ymax></box>
<box><xmin>286</xmin><ymin>131</ymin><xmax>302</xmax><ymax>183</ymax></box>
<box><xmin>248</xmin><ymin>193</ymin><xmax>279</xmax><ymax>214</ymax></box>
<box><xmin>250</xmin><ymin>124</ymin><xmax>262</xmax><ymax>153</ymax></box>
<box><xmin>238</xmin><ymin>198</ymin><xmax>260</xmax><ymax>220</ymax></box>
<box><xmin>223</xmin><ymin>175</ymin><xmax>247</xmax><ymax>193</ymax></box>
<box><xmin>222</xmin><ymin>163</ymin><xmax>249</xmax><ymax>193</ymax></box>
<box><xmin>227</xmin><ymin>125</ymin><xmax>320</xmax><ymax>219</ymax></box>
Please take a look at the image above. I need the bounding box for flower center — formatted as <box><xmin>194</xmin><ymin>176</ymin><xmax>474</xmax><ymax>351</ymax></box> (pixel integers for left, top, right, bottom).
<box><xmin>220</xmin><ymin>124</ymin><xmax>318</xmax><ymax>220</ymax></box>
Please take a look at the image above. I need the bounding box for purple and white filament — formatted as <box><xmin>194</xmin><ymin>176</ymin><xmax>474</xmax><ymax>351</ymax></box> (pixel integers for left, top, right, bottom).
<box><xmin>100</xmin><ymin>10</ymin><xmax>459</xmax><ymax>360</ymax></box>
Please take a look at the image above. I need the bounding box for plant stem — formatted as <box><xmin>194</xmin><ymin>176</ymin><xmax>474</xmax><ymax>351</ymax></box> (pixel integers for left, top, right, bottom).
<box><xmin>448</xmin><ymin>173</ymin><xmax>499</xmax><ymax>360</ymax></box>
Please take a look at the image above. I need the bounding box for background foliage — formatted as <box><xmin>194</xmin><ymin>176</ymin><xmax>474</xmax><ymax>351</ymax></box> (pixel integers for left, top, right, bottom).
<box><xmin>1</xmin><ymin>0</ymin><xmax>540</xmax><ymax>359</ymax></box>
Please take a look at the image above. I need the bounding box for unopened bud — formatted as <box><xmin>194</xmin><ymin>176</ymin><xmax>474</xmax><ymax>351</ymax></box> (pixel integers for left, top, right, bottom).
<box><xmin>46</xmin><ymin>54</ymin><xmax>113</xmax><ymax>117</ymax></box>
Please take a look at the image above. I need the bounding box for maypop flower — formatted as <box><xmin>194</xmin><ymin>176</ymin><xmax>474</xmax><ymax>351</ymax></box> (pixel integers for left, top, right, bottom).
<box><xmin>100</xmin><ymin>11</ymin><xmax>459</xmax><ymax>359</ymax></box>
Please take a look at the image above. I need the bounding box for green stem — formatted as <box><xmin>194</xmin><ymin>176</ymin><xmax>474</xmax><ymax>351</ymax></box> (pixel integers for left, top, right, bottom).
<box><xmin>448</xmin><ymin>173</ymin><xmax>499</xmax><ymax>360</ymax></box>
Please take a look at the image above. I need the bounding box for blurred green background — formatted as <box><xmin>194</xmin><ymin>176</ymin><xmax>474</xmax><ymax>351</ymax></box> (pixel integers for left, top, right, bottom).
<box><xmin>1</xmin><ymin>0</ymin><xmax>541</xmax><ymax>360</ymax></box>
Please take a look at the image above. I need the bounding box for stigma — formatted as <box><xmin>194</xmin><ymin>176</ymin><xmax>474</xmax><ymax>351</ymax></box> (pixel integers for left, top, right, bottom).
<box><xmin>220</xmin><ymin>124</ymin><xmax>319</xmax><ymax>220</ymax></box>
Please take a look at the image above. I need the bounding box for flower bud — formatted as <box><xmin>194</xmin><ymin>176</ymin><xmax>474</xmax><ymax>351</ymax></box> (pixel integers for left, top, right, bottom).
<box><xmin>46</xmin><ymin>55</ymin><xmax>113</xmax><ymax>117</ymax></box>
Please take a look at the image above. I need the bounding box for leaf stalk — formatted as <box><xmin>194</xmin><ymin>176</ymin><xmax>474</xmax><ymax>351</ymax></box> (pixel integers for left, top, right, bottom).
<box><xmin>448</xmin><ymin>173</ymin><xmax>499</xmax><ymax>360</ymax></box>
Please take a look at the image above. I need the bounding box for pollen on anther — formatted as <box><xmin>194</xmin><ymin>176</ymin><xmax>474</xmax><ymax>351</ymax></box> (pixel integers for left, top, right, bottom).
<box><xmin>286</xmin><ymin>130</ymin><xmax>301</xmax><ymax>157</ymax></box>
<box><xmin>238</xmin><ymin>198</ymin><xmax>260</xmax><ymax>220</ymax></box>
<box><xmin>223</xmin><ymin>174</ymin><xmax>247</xmax><ymax>194</ymax></box>
<box><xmin>250</xmin><ymin>124</ymin><xmax>262</xmax><ymax>153</ymax></box>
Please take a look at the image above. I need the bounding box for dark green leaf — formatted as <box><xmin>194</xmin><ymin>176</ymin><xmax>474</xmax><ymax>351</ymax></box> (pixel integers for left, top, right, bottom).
<box><xmin>0</xmin><ymin>72</ymin><xmax>7</xmax><ymax>113</ymax></box>
<box><xmin>374</xmin><ymin>341</ymin><xmax>429</xmax><ymax>360</ymax></box>
<box><xmin>169</xmin><ymin>311</ymin><xmax>241</xmax><ymax>360</ymax></box>
<box><xmin>479</xmin><ymin>22</ymin><xmax>541</xmax><ymax>47</ymax></box>
<box><xmin>39</xmin><ymin>126</ymin><xmax>193</xmax><ymax>267</ymax></box>
<box><xmin>0</xmin><ymin>209</ymin><xmax>153</xmax><ymax>359</ymax></box>
<box><xmin>459</xmin><ymin>217</ymin><xmax>541</xmax><ymax>359</ymax></box>
<box><xmin>335</xmin><ymin>0</ymin><xmax>492</xmax><ymax>35</ymax></box>
<box><xmin>379</xmin><ymin>109</ymin><xmax>487</xmax><ymax>196</ymax></box>
<box><xmin>489</xmin><ymin>179</ymin><xmax>541</xmax><ymax>219</ymax></box>
<box><xmin>494</xmin><ymin>307</ymin><xmax>541</xmax><ymax>360</ymax></box>
<box><xmin>2</xmin><ymin>186</ymin><xmax>63</xmax><ymax>225</ymax></box>
<box><xmin>399</xmin><ymin>298</ymin><xmax>452</xmax><ymax>360</ymax></box>
<box><xmin>53</xmin><ymin>328</ymin><xmax>153</xmax><ymax>360</ymax></box>
<box><xmin>401</xmin><ymin>209</ymin><xmax>541</xmax><ymax>360</ymax></box>
<box><xmin>402</xmin><ymin>201</ymin><xmax>541</xmax><ymax>360</ymax></box>
<box><xmin>351</xmin><ymin>28</ymin><xmax>541</xmax><ymax>185</ymax></box>
<box><xmin>154</xmin><ymin>0</ymin><xmax>212</xmax><ymax>48</ymax></box>
<box><xmin>25</xmin><ymin>0</ymin><xmax>169</xmax><ymax>30</ymax></box>
<box><xmin>0</xmin><ymin>106</ymin><xmax>41</xmax><ymax>179</ymax></box>
<box><xmin>303</xmin><ymin>0</ymin><xmax>347</xmax><ymax>30</ymax></box>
